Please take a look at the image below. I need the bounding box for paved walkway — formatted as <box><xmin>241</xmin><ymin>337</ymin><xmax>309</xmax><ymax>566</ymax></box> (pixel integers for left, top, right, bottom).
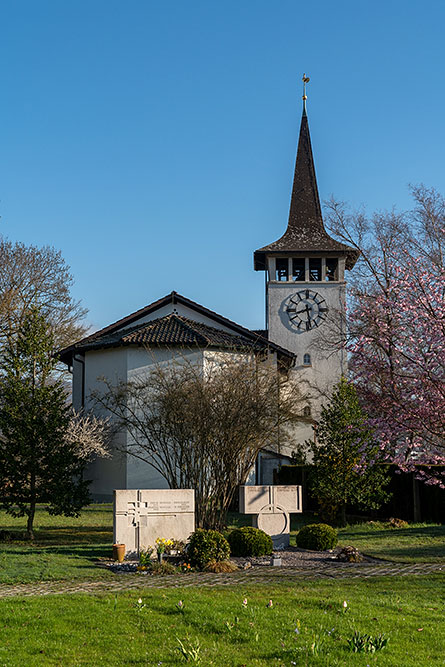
<box><xmin>0</xmin><ymin>562</ymin><xmax>442</xmax><ymax>599</ymax></box>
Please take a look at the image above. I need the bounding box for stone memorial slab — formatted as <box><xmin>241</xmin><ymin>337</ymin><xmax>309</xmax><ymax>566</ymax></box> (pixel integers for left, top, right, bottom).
<box><xmin>239</xmin><ymin>485</ymin><xmax>302</xmax><ymax>548</ymax></box>
<box><xmin>114</xmin><ymin>489</ymin><xmax>195</xmax><ymax>556</ymax></box>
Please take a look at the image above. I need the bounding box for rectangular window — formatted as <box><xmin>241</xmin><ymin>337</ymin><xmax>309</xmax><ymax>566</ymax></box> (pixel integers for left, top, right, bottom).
<box><xmin>325</xmin><ymin>258</ymin><xmax>338</xmax><ymax>281</ymax></box>
<box><xmin>309</xmin><ymin>258</ymin><xmax>322</xmax><ymax>281</ymax></box>
<box><xmin>292</xmin><ymin>258</ymin><xmax>305</xmax><ymax>281</ymax></box>
<box><xmin>275</xmin><ymin>258</ymin><xmax>288</xmax><ymax>281</ymax></box>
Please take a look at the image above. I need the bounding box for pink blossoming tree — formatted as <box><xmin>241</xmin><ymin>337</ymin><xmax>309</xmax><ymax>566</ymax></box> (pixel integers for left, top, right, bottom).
<box><xmin>325</xmin><ymin>185</ymin><xmax>445</xmax><ymax>487</ymax></box>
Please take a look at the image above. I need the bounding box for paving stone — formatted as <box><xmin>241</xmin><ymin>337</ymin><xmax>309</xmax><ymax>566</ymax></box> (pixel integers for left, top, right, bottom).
<box><xmin>0</xmin><ymin>563</ymin><xmax>442</xmax><ymax>599</ymax></box>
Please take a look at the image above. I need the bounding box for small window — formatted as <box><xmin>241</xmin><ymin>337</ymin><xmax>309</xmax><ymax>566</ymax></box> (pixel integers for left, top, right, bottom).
<box><xmin>303</xmin><ymin>406</ymin><xmax>311</xmax><ymax>417</ymax></box>
<box><xmin>292</xmin><ymin>258</ymin><xmax>305</xmax><ymax>281</ymax></box>
<box><xmin>325</xmin><ymin>258</ymin><xmax>338</xmax><ymax>281</ymax></box>
<box><xmin>303</xmin><ymin>353</ymin><xmax>311</xmax><ymax>365</ymax></box>
<box><xmin>275</xmin><ymin>258</ymin><xmax>288</xmax><ymax>281</ymax></box>
<box><xmin>309</xmin><ymin>258</ymin><xmax>322</xmax><ymax>281</ymax></box>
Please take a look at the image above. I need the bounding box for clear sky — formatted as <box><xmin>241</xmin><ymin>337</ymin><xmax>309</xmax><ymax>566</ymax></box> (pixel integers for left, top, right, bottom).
<box><xmin>1</xmin><ymin>0</ymin><xmax>444</xmax><ymax>334</ymax></box>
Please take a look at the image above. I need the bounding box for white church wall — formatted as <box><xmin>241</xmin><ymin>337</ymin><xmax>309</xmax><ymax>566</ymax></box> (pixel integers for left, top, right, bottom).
<box><xmin>202</xmin><ymin>348</ymin><xmax>251</xmax><ymax>377</ymax></box>
<box><xmin>127</xmin><ymin>346</ymin><xmax>203</xmax><ymax>378</ymax></box>
<box><xmin>83</xmin><ymin>347</ymin><xmax>128</xmax><ymax>410</ymax></box>
<box><xmin>72</xmin><ymin>356</ymin><xmax>84</xmax><ymax>411</ymax></box>
<box><xmin>81</xmin><ymin>347</ymin><xmax>129</xmax><ymax>500</ymax></box>
<box><xmin>112</xmin><ymin>302</ymin><xmax>239</xmax><ymax>335</ymax></box>
<box><xmin>125</xmin><ymin>346</ymin><xmax>204</xmax><ymax>490</ymax></box>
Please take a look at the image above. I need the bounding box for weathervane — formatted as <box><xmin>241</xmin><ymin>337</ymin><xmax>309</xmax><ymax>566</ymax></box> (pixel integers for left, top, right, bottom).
<box><xmin>302</xmin><ymin>73</ymin><xmax>310</xmax><ymax>113</ymax></box>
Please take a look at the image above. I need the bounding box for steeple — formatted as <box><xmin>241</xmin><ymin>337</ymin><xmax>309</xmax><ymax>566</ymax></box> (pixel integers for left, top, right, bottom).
<box><xmin>254</xmin><ymin>77</ymin><xmax>358</xmax><ymax>271</ymax></box>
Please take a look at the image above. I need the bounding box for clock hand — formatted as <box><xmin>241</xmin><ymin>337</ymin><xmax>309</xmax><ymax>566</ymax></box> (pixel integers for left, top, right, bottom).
<box><xmin>287</xmin><ymin>307</ymin><xmax>311</xmax><ymax>315</ymax></box>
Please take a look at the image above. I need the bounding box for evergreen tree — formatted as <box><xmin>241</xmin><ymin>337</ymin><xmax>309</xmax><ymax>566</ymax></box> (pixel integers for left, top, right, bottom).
<box><xmin>310</xmin><ymin>377</ymin><xmax>390</xmax><ymax>526</ymax></box>
<box><xmin>0</xmin><ymin>308</ymin><xmax>90</xmax><ymax>538</ymax></box>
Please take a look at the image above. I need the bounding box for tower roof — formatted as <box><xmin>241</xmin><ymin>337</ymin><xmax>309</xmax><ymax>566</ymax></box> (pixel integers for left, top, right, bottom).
<box><xmin>254</xmin><ymin>98</ymin><xmax>359</xmax><ymax>271</ymax></box>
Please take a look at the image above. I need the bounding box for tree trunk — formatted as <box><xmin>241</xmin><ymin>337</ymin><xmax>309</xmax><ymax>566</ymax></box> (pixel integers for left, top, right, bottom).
<box><xmin>412</xmin><ymin>474</ymin><xmax>421</xmax><ymax>522</ymax></box>
<box><xmin>340</xmin><ymin>504</ymin><xmax>347</xmax><ymax>527</ymax></box>
<box><xmin>27</xmin><ymin>501</ymin><xmax>36</xmax><ymax>540</ymax></box>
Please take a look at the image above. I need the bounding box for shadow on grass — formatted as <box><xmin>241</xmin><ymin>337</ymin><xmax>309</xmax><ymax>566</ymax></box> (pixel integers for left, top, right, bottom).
<box><xmin>338</xmin><ymin>525</ymin><xmax>445</xmax><ymax>561</ymax></box>
<box><xmin>340</xmin><ymin>525</ymin><xmax>445</xmax><ymax>539</ymax></box>
<box><xmin>0</xmin><ymin>526</ymin><xmax>113</xmax><ymax>546</ymax></box>
<box><xmin>0</xmin><ymin>543</ymin><xmax>111</xmax><ymax>558</ymax></box>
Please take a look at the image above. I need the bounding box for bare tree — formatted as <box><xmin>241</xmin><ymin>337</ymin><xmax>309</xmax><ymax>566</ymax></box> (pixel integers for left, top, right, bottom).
<box><xmin>0</xmin><ymin>237</ymin><xmax>88</xmax><ymax>351</ymax></box>
<box><xmin>96</xmin><ymin>352</ymin><xmax>303</xmax><ymax>530</ymax></box>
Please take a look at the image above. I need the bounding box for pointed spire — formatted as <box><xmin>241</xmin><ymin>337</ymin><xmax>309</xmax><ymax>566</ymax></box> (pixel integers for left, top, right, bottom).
<box><xmin>253</xmin><ymin>77</ymin><xmax>359</xmax><ymax>271</ymax></box>
<box><xmin>287</xmin><ymin>77</ymin><xmax>324</xmax><ymax>238</ymax></box>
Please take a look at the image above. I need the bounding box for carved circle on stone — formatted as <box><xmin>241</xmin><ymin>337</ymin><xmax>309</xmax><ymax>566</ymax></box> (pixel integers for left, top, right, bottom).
<box><xmin>256</xmin><ymin>504</ymin><xmax>288</xmax><ymax>536</ymax></box>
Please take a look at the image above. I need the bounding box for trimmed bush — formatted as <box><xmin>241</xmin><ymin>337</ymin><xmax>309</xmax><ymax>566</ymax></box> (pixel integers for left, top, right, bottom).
<box><xmin>295</xmin><ymin>523</ymin><xmax>338</xmax><ymax>550</ymax></box>
<box><xmin>228</xmin><ymin>526</ymin><xmax>273</xmax><ymax>557</ymax></box>
<box><xmin>187</xmin><ymin>529</ymin><xmax>230</xmax><ymax>569</ymax></box>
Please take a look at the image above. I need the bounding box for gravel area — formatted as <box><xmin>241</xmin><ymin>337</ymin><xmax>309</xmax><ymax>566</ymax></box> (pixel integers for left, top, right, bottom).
<box><xmin>231</xmin><ymin>546</ymin><xmax>383</xmax><ymax>569</ymax></box>
<box><xmin>105</xmin><ymin>546</ymin><xmax>384</xmax><ymax>574</ymax></box>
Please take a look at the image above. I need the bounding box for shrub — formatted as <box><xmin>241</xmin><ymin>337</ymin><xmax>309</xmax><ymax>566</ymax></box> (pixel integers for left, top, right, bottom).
<box><xmin>187</xmin><ymin>529</ymin><xmax>230</xmax><ymax>569</ymax></box>
<box><xmin>203</xmin><ymin>559</ymin><xmax>238</xmax><ymax>573</ymax></box>
<box><xmin>388</xmin><ymin>517</ymin><xmax>409</xmax><ymax>529</ymax></box>
<box><xmin>149</xmin><ymin>561</ymin><xmax>177</xmax><ymax>575</ymax></box>
<box><xmin>336</xmin><ymin>545</ymin><xmax>363</xmax><ymax>563</ymax></box>
<box><xmin>295</xmin><ymin>523</ymin><xmax>338</xmax><ymax>550</ymax></box>
<box><xmin>228</xmin><ymin>526</ymin><xmax>273</xmax><ymax>557</ymax></box>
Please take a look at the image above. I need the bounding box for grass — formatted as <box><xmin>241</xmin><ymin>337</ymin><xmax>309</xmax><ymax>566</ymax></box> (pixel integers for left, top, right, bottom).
<box><xmin>0</xmin><ymin>504</ymin><xmax>114</xmax><ymax>585</ymax></box>
<box><xmin>1</xmin><ymin>506</ymin><xmax>444</xmax><ymax>586</ymax></box>
<box><xmin>1</xmin><ymin>506</ymin><xmax>444</xmax><ymax>664</ymax></box>
<box><xmin>0</xmin><ymin>504</ymin><xmax>113</xmax><ymax>544</ymax></box>
<box><xmin>0</xmin><ymin>576</ymin><xmax>444</xmax><ymax>665</ymax></box>
<box><xmin>336</xmin><ymin>521</ymin><xmax>445</xmax><ymax>563</ymax></box>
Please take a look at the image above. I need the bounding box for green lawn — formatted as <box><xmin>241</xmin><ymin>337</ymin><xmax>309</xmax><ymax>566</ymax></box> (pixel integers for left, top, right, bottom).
<box><xmin>1</xmin><ymin>506</ymin><xmax>444</xmax><ymax>586</ymax></box>
<box><xmin>0</xmin><ymin>503</ymin><xmax>113</xmax><ymax>544</ymax></box>
<box><xmin>0</xmin><ymin>504</ymin><xmax>113</xmax><ymax>585</ymax></box>
<box><xmin>0</xmin><ymin>576</ymin><xmax>444</xmax><ymax>665</ymax></box>
<box><xmin>336</xmin><ymin>521</ymin><xmax>445</xmax><ymax>563</ymax></box>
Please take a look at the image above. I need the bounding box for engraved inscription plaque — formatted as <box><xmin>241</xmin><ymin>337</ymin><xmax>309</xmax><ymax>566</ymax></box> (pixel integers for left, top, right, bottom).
<box><xmin>114</xmin><ymin>489</ymin><xmax>195</xmax><ymax>556</ymax></box>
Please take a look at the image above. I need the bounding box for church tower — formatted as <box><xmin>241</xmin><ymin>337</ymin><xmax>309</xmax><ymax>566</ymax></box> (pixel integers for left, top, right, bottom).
<box><xmin>254</xmin><ymin>77</ymin><xmax>358</xmax><ymax>437</ymax></box>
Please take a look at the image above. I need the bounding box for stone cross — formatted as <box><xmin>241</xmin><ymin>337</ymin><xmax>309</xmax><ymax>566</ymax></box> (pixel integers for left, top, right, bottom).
<box><xmin>239</xmin><ymin>485</ymin><xmax>302</xmax><ymax>548</ymax></box>
<box><xmin>114</xmin><ymin>489</ymin><xmax>195</xmax><ymax>556</ymax></box>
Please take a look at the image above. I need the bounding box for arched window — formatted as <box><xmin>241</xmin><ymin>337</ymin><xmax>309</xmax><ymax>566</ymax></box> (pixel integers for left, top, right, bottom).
<box><xmin>303</xmin><ymin>353</ymin><xmax>311</xmax><ymax>365</ymax></box>
<box><xmin>303</xmin><ymin>406</ymin><xmax>311</xmax><ymax>417</ymax></box>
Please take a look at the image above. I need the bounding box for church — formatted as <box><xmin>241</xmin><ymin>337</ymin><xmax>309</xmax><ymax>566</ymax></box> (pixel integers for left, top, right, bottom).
<box><xmin>59</xmin><ymin>84</ymin><xmax>358</xmax><ymax>501</ymax></box>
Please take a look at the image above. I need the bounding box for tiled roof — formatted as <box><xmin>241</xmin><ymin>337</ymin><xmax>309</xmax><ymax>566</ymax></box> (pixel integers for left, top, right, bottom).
<box><xmin>251</xmin><ymin>329</ymin><xmax>268</xmax><ymax>340</ymax></box>
<box><xmin>59</xmin><ymin>292</ymin><xmax>295</xmax><ymax>365</ymax></box>
<box><xmin>69</xmin><ymin>314</ymin><xmax>270</xmax><ymax>353</ymax></box>
<box><xmin>87</xmin><ymin>314</ymin><xmax>266</xmax><ymax>350</ymax></box>
<box><xmin>58</xmin><ymin>292</ymin><xmax>296</xmax><ymax>366</ymax></box>
<box><xmin>254</xmin><ymin>109</ymin><xmax>359</xmax><ymax>271</ymax></box>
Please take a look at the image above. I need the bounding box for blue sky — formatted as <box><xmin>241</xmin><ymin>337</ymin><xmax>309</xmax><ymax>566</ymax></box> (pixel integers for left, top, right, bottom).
<box><xmin>1</xmin><ymin>1</ymin><xmax>444</xmax><ymax>333</ymax></box>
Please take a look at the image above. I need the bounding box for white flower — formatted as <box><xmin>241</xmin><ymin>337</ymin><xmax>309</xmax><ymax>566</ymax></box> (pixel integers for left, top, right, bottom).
<box><xmin>137</xmin><ymin>598</ymin><xmax>142</xmax><ymax>604</ymax></box>
<box><xmin>343</xmin><ymin>600</ymin><xmax>348</xmax><ymax>609</ymax></box>
<box><xmin>242</xmin><ymin>598</ymin><xmax>248</xmax><ymax>606</ymax></box>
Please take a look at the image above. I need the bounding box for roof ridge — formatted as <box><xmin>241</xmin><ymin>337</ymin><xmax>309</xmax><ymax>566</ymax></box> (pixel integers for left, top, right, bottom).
<box><xmin>173</xmin><ymin>316</ymin><xmax>211</xmax><ymax>347</ymax></box>
<box><xmin>58</xmin><ymin>294</ymin><xmax>296</xmax><ymax>364</ymax></box>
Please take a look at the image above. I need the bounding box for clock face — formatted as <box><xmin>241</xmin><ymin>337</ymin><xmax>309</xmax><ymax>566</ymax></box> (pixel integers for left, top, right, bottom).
<box><xmin>286</xmin><ymin>289</ymin><xmax>329</xmax><ymax>331</ymax></box>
